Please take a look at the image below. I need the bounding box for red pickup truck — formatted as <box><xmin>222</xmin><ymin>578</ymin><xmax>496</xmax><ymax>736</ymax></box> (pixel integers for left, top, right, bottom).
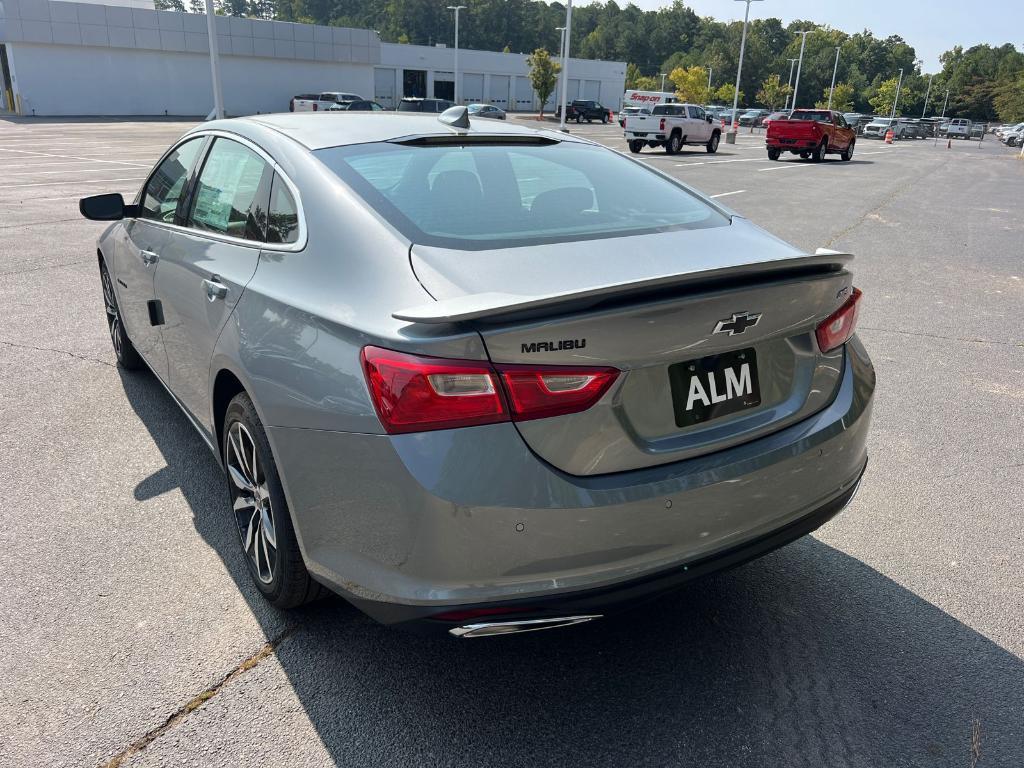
<box><xmin>765</xmin><ymin>109</ymin><xmax>856</xmax><ymax>162</ymax></box>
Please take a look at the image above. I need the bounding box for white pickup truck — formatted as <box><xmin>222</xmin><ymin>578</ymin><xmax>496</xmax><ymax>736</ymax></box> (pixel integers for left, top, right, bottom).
<box><xmin>290</xmin><ymin>91</ymin><xmax>364</xmax><ymax>112</ymax></box>
<box><xmin>624</xmin><ymin>103</ymin><xmax>722</xmax><ymax>155</ymax></box>
<box><xmin>945</xmin><ymin>118</ymin><xmax>972</xmax><ymax>139</ymax></box>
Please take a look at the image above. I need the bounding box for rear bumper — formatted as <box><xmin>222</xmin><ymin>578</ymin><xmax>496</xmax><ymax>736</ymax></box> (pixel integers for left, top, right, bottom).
<box><xmin>766</xmin><ymin>138</ymin><xmax>820</xmax><ymax>149</ymax></box>
<box><xmin>267</xmin><ymin>337</ymin><xmax>874</xmax><ymax>625</ymax></box>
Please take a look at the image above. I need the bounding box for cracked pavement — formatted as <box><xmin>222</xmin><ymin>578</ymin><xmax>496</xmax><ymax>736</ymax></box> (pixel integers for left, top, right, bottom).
<box><xmin>1</xmin><ymin>117</ymin><xmax>1022</xmax><ymax>767</ymax></box>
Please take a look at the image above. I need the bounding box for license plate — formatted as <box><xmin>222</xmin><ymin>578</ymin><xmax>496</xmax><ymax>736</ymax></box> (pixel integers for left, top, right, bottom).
<box><xmin>668</xmin><ymin>349</ymin><xmax>761</xmax><ymax>428</ymax></box>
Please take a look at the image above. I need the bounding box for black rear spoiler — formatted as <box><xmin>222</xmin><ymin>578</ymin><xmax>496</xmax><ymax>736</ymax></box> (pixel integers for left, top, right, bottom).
<box><xmin>394</xmin><ymin>249</ymin><xmax>853</xmax><ymax>324</ymax></box>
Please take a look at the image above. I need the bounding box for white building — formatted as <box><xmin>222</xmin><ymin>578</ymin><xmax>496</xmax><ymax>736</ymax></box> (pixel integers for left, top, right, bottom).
<box><xmin>0</xmin><ymin>0</ymin><xmax>625</xmax><ymax>116</ymax></box>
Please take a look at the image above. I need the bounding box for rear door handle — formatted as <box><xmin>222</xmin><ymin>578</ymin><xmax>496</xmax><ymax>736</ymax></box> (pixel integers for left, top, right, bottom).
<box><xmin>140</xmin><ymin>250</ymin><xmax>159</xmax><ymax>265</ymax></box>
<box><xmin>203</xmin><ymin>277</ymin><xmax>228</xmax><ymax>301</ymax></box>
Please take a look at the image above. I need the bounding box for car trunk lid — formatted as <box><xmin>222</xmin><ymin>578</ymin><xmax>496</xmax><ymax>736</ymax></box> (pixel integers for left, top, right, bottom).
<box><xmin>404</xmin><ymin>219</ymin><xmax>854</xmax><ymax>476</ymax></box>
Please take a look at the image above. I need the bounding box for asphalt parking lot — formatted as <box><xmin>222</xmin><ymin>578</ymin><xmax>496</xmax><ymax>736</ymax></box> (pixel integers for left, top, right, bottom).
<box><xmin>2</xmin><ymin>116</ymin><xmax>1022</xmax><ymax>767</ymax></box>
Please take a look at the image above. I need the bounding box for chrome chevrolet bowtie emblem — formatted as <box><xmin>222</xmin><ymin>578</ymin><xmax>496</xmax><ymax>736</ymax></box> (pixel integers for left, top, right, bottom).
<box><xmin>713</xmin><ymin>312</ymin><xmax>762</xmax><ymax>336</ymax></box>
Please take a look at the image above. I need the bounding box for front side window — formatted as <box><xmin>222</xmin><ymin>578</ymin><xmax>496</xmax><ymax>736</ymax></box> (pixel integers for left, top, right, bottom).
<box><xmin>139</xmin><ymin>138</ymin><xmax>205</xmax><ymax>223</ymax></box>
<box><xmin>188</xmin><ymin>138</ymin><xmax>271</xmax><ymax>241</ymax></box>
<box><xmin>316</xmin><ymin>139</ymin><xmax>728</xmax><ymax>249</ymax></box>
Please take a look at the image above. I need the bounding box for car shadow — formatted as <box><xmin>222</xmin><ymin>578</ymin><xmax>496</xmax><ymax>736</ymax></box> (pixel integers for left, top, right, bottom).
<box><xmin>120</xmin><ymin>367</ymin><xmax>1024</xmax><ymax>766</ymax></box>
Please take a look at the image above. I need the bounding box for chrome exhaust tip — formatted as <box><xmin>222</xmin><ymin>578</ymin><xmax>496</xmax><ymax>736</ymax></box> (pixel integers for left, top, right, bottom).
<box><xmin>449</xmin><ymin>615</ymin><xmax>602</xmax><ymax>638</ymax></box>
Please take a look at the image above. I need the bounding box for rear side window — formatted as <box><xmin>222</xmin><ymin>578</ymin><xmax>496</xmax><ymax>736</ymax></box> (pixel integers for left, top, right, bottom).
<box><xmin>139</xmin><ymin>138</ymin><xmax>204</xmax><ymax>223</ymax></box>
<box><xmin>317</xmin><ymin>140</ymin><xmax>728</xmax><ymax>249</ymax></box>
<box><xmin>188</xmin><ymin>138</ymin><xmax>271</xmax><ymax>242</ymax></box>
<box><xmin>267</xmin><ymin>175</ymin><xmax>300</xmax><ymax>245</ymax></box>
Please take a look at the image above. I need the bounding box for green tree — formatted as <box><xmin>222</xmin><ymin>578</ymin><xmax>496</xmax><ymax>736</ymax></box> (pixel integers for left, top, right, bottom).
<box><xmin>756</xmin><ymin>74</ymin><xmax>790</xmax><ymax>109</ymax></box>
<box><xmin>669</xmin><ymin>65</ymin><xmax>709</xmax><ymax>102</ymax></box>
<box><xmin>715</xmin><ymin>83</ymin><xmax>743</xmax><ymax>107</ymax></box>
<box><xmin>869</xmin><ymin>76</ymin><xmax>916</xmax><ymax>116</ymax></box>
<box><xmin>815</xmin><ymin>82</ymin><xmax>855</xmax><ymax>112</ymax></box>
<box><xmin>526</xmin><ymin>47</ymin><xmax>560</xmax><ymax>117</ymax></box>
<box><xmin>993</xmin><ymin>73</ymin><xmax>1024</xmax><ymax>122</ymax></box>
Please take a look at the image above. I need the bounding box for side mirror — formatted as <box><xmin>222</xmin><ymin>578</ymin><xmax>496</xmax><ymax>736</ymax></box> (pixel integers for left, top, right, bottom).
<box><xmin>80</xmin><ymin>193</ymin><xmax>136</xmax><ymax>221</ymax></box>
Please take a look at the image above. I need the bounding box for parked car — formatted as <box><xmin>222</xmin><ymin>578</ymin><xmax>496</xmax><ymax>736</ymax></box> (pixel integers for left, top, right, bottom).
<box><xmin>559</xmin><ymin>99</ymin><xmax>612</xmax><ymax>124</ymax></box>
<box><xmin>765</xmin><ymin>109</ymin><xmax>856</xmax><ymax>161</ymax></box>
<box><xmin>970</xmin><ymin>123</ymin><xmax>986</xmax><ymax>139</ymax></box>
<box><xmin>618</xmin><ymin>106</ymin><xmax>651</xmax><ymax>127</ymax></box>
<box><xmin>327</xmin><ymin>100</ymin><xmax>386</xmax><ymax>112</ymax></box>
<box><xmin>290</xmin><ymin>92</ymin><xmax>363</xmax><ymax>112</ymax></box>
<box><xmin>1001</xmin><ymin>125</ymin><xmax>1024</xmax><ymax>146</ymax></box>
<box><xmin>397</xmin><ymin>97</ymin><xmax>455</xmax><ymax>113</ymax></box>
<box><xmin>946</xmin><ymin>118</ymin><xmax>972</xmax><ymax>139</ymax></box>
<box><xmin>467</xmin><ymin>103</ymin><xmax>506</xmax><ymax>120</ymax></box>
<box><xmin>624</xmin><ymin>102</ymin><xmax>722</xmax><ymax>154</ymax></box>
<box><xmin>719</xmin><ymin>109</ymin><xmax>738</xmax><ymax>126</ymax></box>
<box><xmin>76</xmin><ymin>108</ymin><xmax>875</xmax><ymax>636</ymax></box>
<box><xmin>739</xmin><ymin>109</ymin><xmax>770</xmax><ymax>127</ymax></box>
<box><xmin>762</xmin><ymin>111</ymin><xmax>790</xmax><ymax>130</ymax></box>
<box><xmin>862</xmin><ymin>118</ymin><xmax>908</xmax><ymax>140</ymax></box>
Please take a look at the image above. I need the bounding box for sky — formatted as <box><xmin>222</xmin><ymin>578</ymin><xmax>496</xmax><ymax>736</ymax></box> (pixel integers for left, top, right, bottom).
<box><xmin>626</xmin><ymin>0</ymin><xmax>1022</xmax><ymax>72</ymax></box>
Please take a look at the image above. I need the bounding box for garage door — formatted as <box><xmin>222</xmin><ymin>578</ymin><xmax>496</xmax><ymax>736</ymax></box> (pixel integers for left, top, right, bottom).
<box><xmin>584</xmin><ymin>80</ymin><xmax>600</xmax><ymax>100</ymax></box>
<box><xmin>374</xmin><ymin>68</ymin><xmax>396</xmax><ymax>109</ymax></box>
<box><xmin>463</xmin><ymin>73</ymin><xmax>484</xmax><ymax>103</ymax></box>
<box><xmin>489</xmin><ymin>75</ymin><xmax>510</xmax><ymax>108</ymax></box>
<box><xmin>568</xmin><ymin>79</ymin><xmax>580</xmax><ymax>101</ymax></box>
<box><xmin>513</xmin><ymin>76</ymin><xmax>533</xmax><ymax>112</ymax></box>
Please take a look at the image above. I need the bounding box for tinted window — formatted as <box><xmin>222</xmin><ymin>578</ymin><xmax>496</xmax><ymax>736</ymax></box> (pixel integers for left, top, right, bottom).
<box><xmin>188</xmin><ymin>138</ymin><xmax>271</xmax><ymax>241</ymax></box>
<box><xmin>267</xmin><ymin>175</ymin><xmax>300</xmax><ymax>245</ymax></box>
<box><xmin>398</xmin><ymin>100</ymin><xmax>421</xmax><ymax>112</ymax></box>
<box><xmin>317</xmin><ymin>140</ymin><xmax>728</xmax><ymax>249</ymax></box>
<box><xmin>139</xmin><ymin>138</ymin><xmax>204</xmax><ymax>223</ymax></box>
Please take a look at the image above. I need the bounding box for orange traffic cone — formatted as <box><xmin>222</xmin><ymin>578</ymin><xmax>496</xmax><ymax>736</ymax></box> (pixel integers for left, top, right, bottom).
<box><xmin>884</xmin><ymin>129</ymin><xmax>894</xmax><ymax>144</ymax></box>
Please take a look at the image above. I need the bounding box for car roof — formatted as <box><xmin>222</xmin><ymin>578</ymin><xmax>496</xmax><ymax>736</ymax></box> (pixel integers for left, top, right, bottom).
<box><xmin>215</xmin><ymin>112</ymin><xmax>580</xmax><ymax>151</ymax></box>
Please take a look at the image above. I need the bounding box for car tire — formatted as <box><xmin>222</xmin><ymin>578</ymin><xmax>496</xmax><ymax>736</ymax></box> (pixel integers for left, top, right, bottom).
<box><xmin>799</xmin><ymin>151</ymin><xmax>810</xmax><ymax>159</ymax></box>
<box><xmin>601</xmin><ymin>115</ymin><xmax>607</xmax><ymax>124</ymax></box>
<box><xmin>628</xmin><ymin>140</ymin><xmax>644</xmax><ymax>154</ymax></box>
<box><xmin>706</xmin><ymin>132</ymin><xmax>720</xmax><ymax>153</ymax></box>
<box><xmin>841</xmin><ymin>140</ymin><xmax>854</xmax><ymax>161</ymax></box>
<box><xmin>767</xmin><ymin>148</ymin><xmax>781</xmax><ymax>161</ymax></box>
<box><xmin>100</xmin><ymin>260</ymin><xmax>143</xmax><ymax>370</ymax></box>
<box><xmin>576</xmin><ymin>115</ymin><xmax>583</xmax><ymax>124</ymax></box>
<box><xmin>665</xmin><ymin>132</ymin><xmax>683</xmax><ymax>155</ymax></box>
<box><xmin>223</xmin><ymin>392</ymin><xmax>325</xmax><ymax>609</ymax></box>
<box><xmin>812</xmin><ymin>140</ymin><xmax>827</xmax><ymax>162</ymax></box>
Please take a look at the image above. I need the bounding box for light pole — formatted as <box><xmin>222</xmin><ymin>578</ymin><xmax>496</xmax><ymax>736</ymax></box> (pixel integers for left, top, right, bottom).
<box><xmin>921</xmin><ymin>73</ymin><xmax>934</xmax><ymax>117</ymax></box>
<box><xmin>659</xmin><ymin>73</ymin><xmax>667</xmax><ymax>92</ymax></box>
<box><xmin>889</xmin><ymin>67</ymin><xmax>904</xmax><ymax>121</ymax></box>
<box><xmin>826</xmin><ymin>46</ymin><xmax>840</xmax><ymax>111</ymax></box>
<box><xmin>791</xmin><ymin>30</ymin><xmax>812</xmax><ymax>112</ymax></box>
<box><xmin>783</xmin><ymin>57</ymin><xmax>797</xmax><ymax>110</ymax></box>
<box><xmin>557</xmin><ymin>0</ymin><xmax>573</xmax><ymax>131</ymax></box>
<box><xmin>706</xmin><ymin>66</ymin><xmax>713</xmax><ymax>105</ymax></box>
<box><xmin>939</xmin><ymin>89</ymin><xmax>949</xmax><ymax>118</ymax></box>
<box><xmin>726</xmin><ymin>0</ymin><xmax>764</xmax><ymax>143</ymax></box>
<box><xmin>447</xmin><ymin>5</ymin><xmax>466</xmax><ymax>105</ymax></box>
<box><xmin>554</xmin><ymin>26</ymin><xmax>565</xmax><ymax>108</ymax></box>
<box><xmin>204</xmin><ymin>0</ymin><xmax>224</xmax><ymax>119</ymax></box>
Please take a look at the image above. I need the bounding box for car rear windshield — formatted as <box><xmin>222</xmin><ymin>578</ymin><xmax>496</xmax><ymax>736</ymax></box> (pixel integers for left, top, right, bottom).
<box><xmin>792</xmin><ymin>110</ymin><xmax>832</xmax><ymax>122</ymax></box>
<box><xmin>316</xmin><ymin>140</ymin><xmax>728</xmax><ymax>249</ymax></box>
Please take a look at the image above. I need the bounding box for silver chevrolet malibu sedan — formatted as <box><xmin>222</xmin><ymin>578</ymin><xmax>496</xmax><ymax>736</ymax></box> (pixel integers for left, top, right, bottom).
<box><xmin>80</xmin><ymin>108</ymin><xmax>874</xmax><ymax>637</ymax></box>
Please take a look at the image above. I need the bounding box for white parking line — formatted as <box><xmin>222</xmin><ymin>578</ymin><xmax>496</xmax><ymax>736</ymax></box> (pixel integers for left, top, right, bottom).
<box><xmin>757</xmin><ymin>163</ymin><xmax>812</xmax><ymax>172</ymax></box>
<box><xmin>710</xmin><ymin>190</ymin><xmax>746</xmax><ymax>198</ymax></box>
<box><xmin>705</xmin><ymin>158</ymin><xmax>764</xmax><ymax>164</ymax></box>
<box><xmin>2</xmin><ymin>177</ymin><xmax>145</xmax><ymax>189</ymax></box>
<box><xmin>857</xmin><ymin>151</ymin><xmax>889</xmax><ymax>155</ymax></box>
<box><xmin>0</xmin><ymin>147</ymin><xmax>151</xmax><ymax>167</ymax></box>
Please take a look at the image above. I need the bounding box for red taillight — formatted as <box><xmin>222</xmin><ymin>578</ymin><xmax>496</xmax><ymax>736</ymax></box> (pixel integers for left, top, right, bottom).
<box><xmin>361</xmin><ymin>346</ymin><xmax>506</xmax><ymax>434</ymax></box>
<box><xmin>659</xmin><ymin>117</ymin><xmax>665</xmax><ymax>131</ymax></box>
<box><xmin>497</xmin><ymin>364</ymin><xmax>619</xmax><ymax>422</ymax></box>
<box><xmin>361</xmin><ymin>347</ymin><xmax>619</xmax><ymax>433</ymax></box>
<box><xmin>816</xmin><ymin>288</ymin><xmax>863</xmax><ymax>352</ymax></box>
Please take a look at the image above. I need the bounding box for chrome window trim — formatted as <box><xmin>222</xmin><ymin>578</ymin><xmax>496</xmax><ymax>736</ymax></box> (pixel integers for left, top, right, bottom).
<box><xmin>133</xmin><ymin>129</ymin><xmax>308</xmax><ymax>253</ymax></box>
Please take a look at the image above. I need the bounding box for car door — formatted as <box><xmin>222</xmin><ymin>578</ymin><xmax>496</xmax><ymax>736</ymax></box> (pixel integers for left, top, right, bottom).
<box><xmin>119</xmin><ymin>136</ymin><xmax>207</xmax><ymax>378</ymax></box>
<box><xmin>690</xmin><ymin>106</ymin><xmax>711</xmax><ymax>141</ymax></box>
<box><xmin>153</xmin><ymin>136</ymin><xmax>272</xmax><ymax>435</ymax></box>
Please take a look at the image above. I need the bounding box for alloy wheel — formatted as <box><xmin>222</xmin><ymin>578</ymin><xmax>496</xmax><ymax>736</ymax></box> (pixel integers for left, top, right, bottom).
<box><xmin>226</xmin><ymin>421</ymin><xmax>278</xmax><ymax>584</ymax></box>
<box><xmin>101</xmin><ymin>267</ymin><xmax>123</xmax><ymax>359</ymax></box>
